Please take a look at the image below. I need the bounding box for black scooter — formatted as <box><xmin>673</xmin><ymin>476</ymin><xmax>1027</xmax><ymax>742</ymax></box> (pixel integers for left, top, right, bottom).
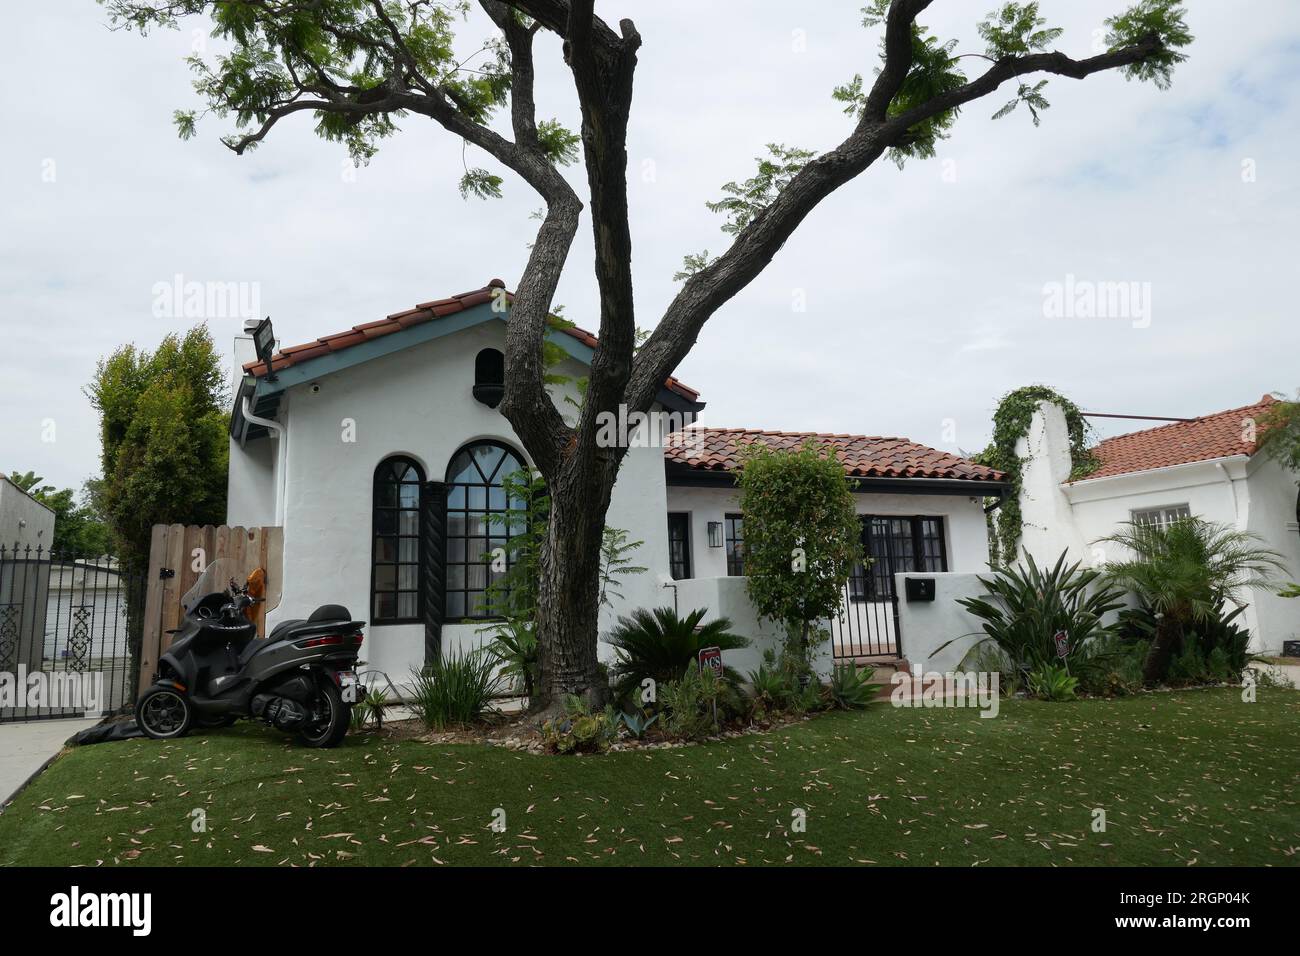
<box><xmin>135</xmin><ymin>570</ymin><xmax>365</xmax><ymax>748</ymax></box>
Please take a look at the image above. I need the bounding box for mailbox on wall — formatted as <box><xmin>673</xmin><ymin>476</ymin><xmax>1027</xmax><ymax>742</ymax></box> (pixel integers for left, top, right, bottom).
<box><xmin>904</xmin><ymin>577</ymin><xmax>935</xmax><ymax>602</ymax></box>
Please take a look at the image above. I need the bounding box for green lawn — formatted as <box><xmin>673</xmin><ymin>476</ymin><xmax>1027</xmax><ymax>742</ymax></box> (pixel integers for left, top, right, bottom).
<box><xmin>2</xmin><ymin>688</ymin><xmax>1297</xmax><ymax>867</ymax></box>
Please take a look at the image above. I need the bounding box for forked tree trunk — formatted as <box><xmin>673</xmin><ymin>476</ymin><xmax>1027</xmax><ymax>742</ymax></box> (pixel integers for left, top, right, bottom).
<box><xmin>532</xmin><ymin>466</ymin><xmax>618</xmax><ymax>714</ymax></box>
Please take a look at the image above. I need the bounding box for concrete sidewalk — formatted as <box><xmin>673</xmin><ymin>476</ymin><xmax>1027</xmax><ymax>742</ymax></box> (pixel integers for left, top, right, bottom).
<box><xmin>0</xmin><ymin>717</ymin><xmax>101</xmax><ymax>807</ymax></box>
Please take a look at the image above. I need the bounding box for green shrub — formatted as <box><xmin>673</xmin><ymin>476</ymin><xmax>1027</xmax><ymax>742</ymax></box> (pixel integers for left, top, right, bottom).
<box><xmin>746</xmin><ymin>650</ymin><xmax>792</xmax><ymax>719</ymax></box>
<box><xmin>1027</xmin><ymin>663</ymin><xmax>1079</xmax><ymax>701</ymax></box>
<box><xmin>604</xmin><ymin>606</ymin><xmax>749</xmax><ymax>705</ymax></box>
<box><xmin>1118</xmin><ymin>601</ymin><xmax>1251</xmax><ymax>687</ymax></box>
<box><xmin>1073</xmin><ymin>633</ymin><xmax>1144</xmax><ymax>696</ymax></box>
<box><xmin>827</xmin><ymin>663</ymin><xmax>880</xmax><ymax>710</ymax></box>
<box><xmin>406</xmin><ymin>647</ymin><xmax>503</xmax><ymax>730</ymax></box>
<box><xmin>540</xmin><ymin>696</ymin><xmax>620</xmax><ymax>755</ymax></box>
<box><xmin>660</xmin><ymin>664</ymin><xmax>742</xmax><ymax>741</ymax></box>
<box><xmin>943</xmin><ymin>551</ymin><xmax>1125</xmax><ymax>684</ymax></box>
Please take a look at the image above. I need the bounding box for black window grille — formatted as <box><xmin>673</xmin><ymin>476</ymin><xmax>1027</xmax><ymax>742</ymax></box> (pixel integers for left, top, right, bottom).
<box><xmin>724</xmin><ymin>513</ymin><xmax>745</xmax><ymax>576</ymax></box>
<box><xmin>372</xmin><ymin>456</ymin><xmax>425</xmax><ymax>623</ymax></box>
<box><xmin>445</xmin><ymin>441</ymin><xmax>526</xmax><ymax>620</ymax></box>
<box><xmin>667</xmin><ymin>513</ymin><xmax>691</xmax><ymax>580</ymax></box>
<box><xmin>849</xmin><ymin>515</ymin><xmax>947</xmax><ymax>601</ymax></box>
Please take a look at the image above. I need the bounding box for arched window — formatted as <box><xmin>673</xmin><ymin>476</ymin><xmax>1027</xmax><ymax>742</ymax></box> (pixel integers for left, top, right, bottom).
<box><xmin>445</xmin><ymin>441</ymin><xmax>526</xmax><ymax>619</ymax></box>
<box><xmin>372</xmin><ymin>456</ymin><xmax>424</xmax><ymax>623</ymax></box>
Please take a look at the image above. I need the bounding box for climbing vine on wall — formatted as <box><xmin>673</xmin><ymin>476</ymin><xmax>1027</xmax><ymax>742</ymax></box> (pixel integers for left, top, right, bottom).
<box><xmin>975</xmin><ymin>385</ymin><xmax>1099</xmax><ymax>565</ymax></box>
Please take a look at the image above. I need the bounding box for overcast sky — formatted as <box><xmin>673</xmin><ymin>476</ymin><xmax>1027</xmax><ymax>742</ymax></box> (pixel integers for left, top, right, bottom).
<box><xmin>4</xmin><ymin>0</ymin><xmax>1299</xmax><ymax>491</ymax></box>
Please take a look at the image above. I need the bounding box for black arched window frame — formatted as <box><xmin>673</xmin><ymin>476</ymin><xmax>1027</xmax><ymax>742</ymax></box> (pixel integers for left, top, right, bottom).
<box><xmin>371</xmin><ymin>455</ymin><xmax>425</xmax><ymax>624</ymax></box>
<box><xmin>444</xmin><ymin>440</ymin><xmax>527</xmax><ymax>620</ymax></box>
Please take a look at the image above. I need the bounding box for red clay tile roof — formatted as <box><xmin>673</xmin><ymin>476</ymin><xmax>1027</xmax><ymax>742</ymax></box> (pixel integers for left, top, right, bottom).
<box><xmin>664</xmin><ymin>428</ymin><xmax>1005</xmax><ymax>482</ymax></box>
<box><xmin>243</xmin><ymin>279</ymin><xmax>700</xmax><ymax>403</ymax></box>
<box><xmin>1078</xmin><ymin>395</ymin><xmax>1277</xmax><ymax>481</ymax></box>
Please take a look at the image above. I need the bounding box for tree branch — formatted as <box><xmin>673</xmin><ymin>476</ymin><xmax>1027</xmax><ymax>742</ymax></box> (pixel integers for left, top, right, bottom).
<box><xmin>626</xmin><ymin>25</ymin><xmax>1169</xmax><ymax>416</ymax></box>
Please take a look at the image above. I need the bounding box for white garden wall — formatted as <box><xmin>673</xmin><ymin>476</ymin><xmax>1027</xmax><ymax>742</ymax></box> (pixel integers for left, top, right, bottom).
<box><xmin>893</xmin><ymin>572</ymin><xmax>988</xmax><ymax>673</ymax></box>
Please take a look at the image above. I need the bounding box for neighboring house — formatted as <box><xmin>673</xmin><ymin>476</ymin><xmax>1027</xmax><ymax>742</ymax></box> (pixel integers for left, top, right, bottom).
<box><xmin>0</xmin><ymin>474</ymin><xmax>55</xmax><ymax>552</ymax></box>
<box><xmin>1019</xmin><ymin>396</ymin><xmax>1300</xmax><ymax>652</ymax></box>
<box><xmin>225</xmin><ymin>280</ymin><xmax>1005</xmax><ymax>682</ymax></box>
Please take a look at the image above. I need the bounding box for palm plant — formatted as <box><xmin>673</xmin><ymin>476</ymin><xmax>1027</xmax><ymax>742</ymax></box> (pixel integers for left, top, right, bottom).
<box><xmin>603</xmin><ymin>606</ymin><xmax>749</xmax><ymax>704</ymax></box>
<box><xmin>1099</xmin><ymin>518</ymin><xmax>1286</xmax><ymax>685</ymax></box>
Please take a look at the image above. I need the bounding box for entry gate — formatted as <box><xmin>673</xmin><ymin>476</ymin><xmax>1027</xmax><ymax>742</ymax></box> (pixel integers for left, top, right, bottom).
<box><xmin>0</xmin><ymin>546</ymin><xmax>146</xmax><ymax>722</ymax></box>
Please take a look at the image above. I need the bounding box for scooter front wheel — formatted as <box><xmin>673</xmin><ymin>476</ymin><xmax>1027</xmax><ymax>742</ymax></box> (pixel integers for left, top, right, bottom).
<box><xmin>298</xmin><ymin>680</ymin><xmax>350</xmax><ymax>748</ymax></box>
<box><xmin>136</xmin><ymin>686</ymin><xmax>193</xmax><ymax>740</ymax></box>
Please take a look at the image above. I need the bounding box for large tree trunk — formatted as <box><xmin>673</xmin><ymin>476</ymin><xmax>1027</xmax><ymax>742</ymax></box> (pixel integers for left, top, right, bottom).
<box><xmin>532</xmin><ymin>463</ymin><xmax>618</xmax><ymax>714</ymax></box>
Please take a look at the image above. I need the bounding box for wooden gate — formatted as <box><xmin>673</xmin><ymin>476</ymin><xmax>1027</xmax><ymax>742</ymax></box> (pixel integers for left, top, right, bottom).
<box><xmin>137</xmin><ymin>525</ymin><xmax>283</xmax><ymax>697</ymax></box>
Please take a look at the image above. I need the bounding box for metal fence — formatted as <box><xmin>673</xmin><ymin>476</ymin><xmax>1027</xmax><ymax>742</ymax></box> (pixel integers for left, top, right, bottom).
<box><xmin>0</xmin><ymin>546</ymin><xmax>146</xmax><ymax>722</ymax></box>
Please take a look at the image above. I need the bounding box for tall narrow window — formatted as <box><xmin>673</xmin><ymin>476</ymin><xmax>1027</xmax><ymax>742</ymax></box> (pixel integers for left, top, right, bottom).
<box><xmin>372</xmin><ymin>456</ymin><xmax>424</xmax><ymax>623</ymax></box>
<box><xmin>724</xmin><ymin>513</ymin><xmax>745</xmax><ymax>576</ymax></box>
<box><xmin>445</xmin><ymin>441</ymin><xmax>526</xmax><ymax>620</ymax></box>
<box><xmin>667</xmin><ymin>513</ymin><xmax>692</xmax><ymax>580</ymax></box>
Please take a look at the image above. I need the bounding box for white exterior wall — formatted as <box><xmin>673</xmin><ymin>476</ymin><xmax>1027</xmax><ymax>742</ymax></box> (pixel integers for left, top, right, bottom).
<box><xmin>1019</xmin><ymin>401</ymin><xmax>1300</xmax><ymax>651</ymax></box>
<box><xmin>227</xmin><ymin>332</ymin><xmax>280</xmax><ymax>529</ymax></box>
<box><xmin>1241</xmin><ymin>456</ymin><xmax>1300</xmax><ymax>651</ymax></box>
<box><xmin>0</xmin><ymin>476</ymin><xmax>55</xmax><ymax>551</ymax></box>
<box><xmin>234</xmin><ymin>321</ymin><xmax>676</xmax><ymax>683</ymax></box>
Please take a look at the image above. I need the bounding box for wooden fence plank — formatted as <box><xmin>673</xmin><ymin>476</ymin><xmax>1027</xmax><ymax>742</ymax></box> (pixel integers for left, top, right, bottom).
<box><xmin>136</xmin><ymin>524</ymin><xmax>170</xmax><ymax>698</ymax></box>
<box><xmin>138</xmin><ymin>523</ymin><xmax>284</xmax><ymax>696</ymax></box>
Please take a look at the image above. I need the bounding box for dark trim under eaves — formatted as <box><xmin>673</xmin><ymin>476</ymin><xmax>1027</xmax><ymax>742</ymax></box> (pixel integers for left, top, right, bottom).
<box><xmin>665</xmin><ymin>461</ymin><xmax>1009</xmax><ymax>499</ymax></box>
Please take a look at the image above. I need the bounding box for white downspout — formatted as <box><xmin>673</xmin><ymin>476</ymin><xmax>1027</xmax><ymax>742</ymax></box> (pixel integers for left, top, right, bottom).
<box><xmin>242</xmin><ymin>395</ymin><xmax>287</xmax><ymax>527</ymax></box>
<box><xmin>1214</xmin><ymin>461</ymin><xmax>1242</xmax><ymax>528</ymax></box>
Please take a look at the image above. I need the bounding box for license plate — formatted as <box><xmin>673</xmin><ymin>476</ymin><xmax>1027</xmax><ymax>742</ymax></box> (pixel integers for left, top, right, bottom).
<box><xmin>337</xmin><ymin>670</ymin><xmax>359</xmax><ymax>703</ymax></box>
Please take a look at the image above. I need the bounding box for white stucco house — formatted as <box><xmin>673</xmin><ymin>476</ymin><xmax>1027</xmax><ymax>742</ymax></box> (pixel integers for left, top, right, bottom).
<box><xmin>225</xmin><ymin>279</ymin><xmax>1007</xmax><ymax>683</ymax></box>
<box><xmin>1018</xmin><ymin>396</ymin><xmax>1300</xmax><ymax>653</ymax></box>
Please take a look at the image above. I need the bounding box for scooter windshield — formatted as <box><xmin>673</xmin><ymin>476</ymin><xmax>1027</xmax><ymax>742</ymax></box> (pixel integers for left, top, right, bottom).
<box><xmin>181</xmin><ymin>558</ymin><xmax>244</xmax><ymax>615</ymax></box>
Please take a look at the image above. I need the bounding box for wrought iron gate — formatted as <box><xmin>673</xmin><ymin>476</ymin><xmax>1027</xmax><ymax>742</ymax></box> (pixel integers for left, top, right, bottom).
<box><xmin>829</xmin><ymin>515</ymin><xmax>949</xmax><ymax>661</ymax></box>
<box><xmin>0</xmin><ymin>546</ymin><xmax>145</xmax><ymax>723</ymax></box>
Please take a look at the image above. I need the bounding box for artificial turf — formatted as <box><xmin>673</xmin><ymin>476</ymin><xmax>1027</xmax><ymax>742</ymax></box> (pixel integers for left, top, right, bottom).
<box><xmin>1</xmin><ymin>688</ymin><xmax>1296</xmax><ymax>867</ymax></box>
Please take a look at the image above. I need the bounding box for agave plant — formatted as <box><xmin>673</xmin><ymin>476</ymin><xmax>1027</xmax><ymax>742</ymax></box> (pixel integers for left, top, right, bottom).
<box><xmin>827</xmin><ymin>663</ymin><xmax>880</xmax><ymax>710</ymax></box>
<box><xmin>1027</xmin><ymin>663</ymin><xmax>1079</xmax><ymax>701</ymax></box>
<box><xmin>603</xmin><ymin>606</ymin><xmax>749</xmax><ymax>704</ymax></box>
<box><xmin>1099</xmin><ymin>518</ymin><xmax>1286</xmax><ymax>684</ymax></box>
<box><xmin>938</xmin><ymin>550</ymin><xmax>1126</xmax><ymax>682</ymax></box>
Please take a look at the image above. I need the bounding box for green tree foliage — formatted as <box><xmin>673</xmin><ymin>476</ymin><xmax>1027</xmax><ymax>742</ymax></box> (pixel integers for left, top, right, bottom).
<box><xmin>85</xmin><ymin>326</ymin><xmax>229</xmax><ymax>567</ymax></box>
<box><xmin>1259</xmin><ymin>390</ymin><xmax>1300</xmax><ymax>479</ymax></box>
<box><xmin>735</xmin><ymin>440</ymin><xmax>863</xmax><ymax>645</ymax></box>
<box><xmin>7</xmin><ymin>472</ymin><xmax>111</xmax><ymax>555</ymax></box>
<box><xmin>102</xmin><ymin>0</ymin><xmax>580</xmax><ymax>179</ymax></box>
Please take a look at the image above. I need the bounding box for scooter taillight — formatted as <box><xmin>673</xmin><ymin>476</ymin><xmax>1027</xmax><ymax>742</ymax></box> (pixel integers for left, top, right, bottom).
<box><xmin>296</xmin><ymin>632</ymin><xmax>363</xmax><ymax>649</ymax></box>
<box><xmin>298</xmin><ymin>635</ymin><xmax>345</xmax><ymax>648</ymax></box>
